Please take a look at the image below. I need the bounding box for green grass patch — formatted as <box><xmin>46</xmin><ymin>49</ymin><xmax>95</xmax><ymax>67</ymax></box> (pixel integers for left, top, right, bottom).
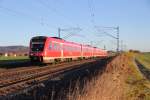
<box><xmin>0</xmin><ymin>56</ymin><xmax>28</xmax><ymax>60</ymax></box>
<box><xmin>0</xmin><ymin>56</ymin><xmax>29</xmax><ymax>63</ymax></box>
<box><xmin>125</xmin><ymin>52</ymin><xmax>150</xmax><ymax>100</ymax></box>
<box><xmin>136</xmin><ymin>53</ymin><xmax>150</xmax><ymax>69</ymax></box>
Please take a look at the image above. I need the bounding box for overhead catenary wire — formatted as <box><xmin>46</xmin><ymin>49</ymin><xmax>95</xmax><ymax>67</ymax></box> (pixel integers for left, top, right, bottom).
<box><xmin>58</xmin><ymin>27</ymin><xmax>82</xmax><ymax>39</ymax></box>
<box><xmin>36</xmin><ymin>0</ymin><xmax>84</xmax><ymax>39</ymax></box>
<box><xmin>36</xmin><ymin>0</ymin><xmax>93</xmax><ymax>44</ymax></box>
<box><xmin>87</xmin><ymin>0</ymin><xmax>109</xmax><ymax>48</ymax></box>
<box><xmin>63</xmin><ymin>33</ymin><xmax>83</xmax><ymax>39</ymax></box>
<box><xmin>36</xmin><ymin>0</ymin><xmax>79</xmax><ymax>27</ymax></box>
<box><xmin>88</xmin><ymin>0</ymin><xmax>96</xmax><ymax>27</ymax></box>
<box><xmin>94</xmin><ymin>26</ymin><xmax>120</xmax><ymax>52</ymax></box>
<box><xmin>0</xmin><ymin>5</ymin><xmax>58</xmax><ymax>31</ymax></box>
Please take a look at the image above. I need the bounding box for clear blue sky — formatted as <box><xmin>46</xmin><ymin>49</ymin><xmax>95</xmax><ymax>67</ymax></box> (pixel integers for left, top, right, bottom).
<box><xmin>0</xmin><ymin>0</ymin><xmax>150</xmax><ymax>51</ymax></box>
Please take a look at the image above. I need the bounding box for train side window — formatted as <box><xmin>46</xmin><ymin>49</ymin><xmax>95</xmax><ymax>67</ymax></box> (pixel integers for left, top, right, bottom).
<box><xmin>53</xmin><ymin>43</ymin><xmax>60</xmax><ymax>51</ymax></box>
<box><xmin>54</xmin><ymin>43</ymin><xmax>57</xmax><ymax>50</ymax></box>
<box><xmin>57</xmin><ymin>43</ymin><xmax>60</xmax><ymax>51</ymax></box>
<box><xmin>49</xmin><ymin>42</ymin><xmax>52</xmax><ymax>49</ymax></box>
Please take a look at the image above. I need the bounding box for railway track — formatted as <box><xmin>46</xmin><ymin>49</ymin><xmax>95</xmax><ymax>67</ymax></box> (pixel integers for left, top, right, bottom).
<box><xmin>0</xmin><ymin>61</ymin><xmax>77</xmax><ymax>81</ymax></box>
<box><xmin>0</xmin><ymin>58</ymin><xmax>104</xmax><ymax>96</ymax></box>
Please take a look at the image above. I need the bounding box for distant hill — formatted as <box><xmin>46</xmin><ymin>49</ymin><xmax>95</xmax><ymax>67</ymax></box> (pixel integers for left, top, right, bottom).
<box><xmin>0</xmin><ymin>46</ymin><xmax>29</xmax><ymax>53</ymax></box>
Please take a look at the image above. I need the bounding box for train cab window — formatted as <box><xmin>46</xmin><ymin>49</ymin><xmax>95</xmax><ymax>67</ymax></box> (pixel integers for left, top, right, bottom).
<box><xmin>30</xmin><ymin>36</ymin><xmax>46</xmax><ymax>52</ymax></box>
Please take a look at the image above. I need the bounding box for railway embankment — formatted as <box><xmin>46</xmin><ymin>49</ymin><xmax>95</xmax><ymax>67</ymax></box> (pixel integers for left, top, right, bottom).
<box><xmin>2</xmin><ymin>53</ymin><xmax>149</xmax><ymax>100</ymax></box>
<box><xmin>0</xmin><ymin>57</ymin><xmax>113</xmax><ymax>100</ymax></box>
<box><xmin>62</xmin><ymin>53</ymin><xmax>150</xmax><ymax>100</ymax></box>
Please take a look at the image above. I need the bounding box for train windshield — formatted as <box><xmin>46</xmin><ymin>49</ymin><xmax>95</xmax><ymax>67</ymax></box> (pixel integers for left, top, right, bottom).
<box><xmin>31</xmin><ymin>37</ymin><xmax>46</xmax><ymax>52</ymax></box>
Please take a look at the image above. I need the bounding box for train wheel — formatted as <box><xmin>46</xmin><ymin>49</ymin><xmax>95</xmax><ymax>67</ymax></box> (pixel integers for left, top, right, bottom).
<box><xmin>70</xmin><ymin>58</ymin><xmax>72</xmax><ymax>61</ymax></box>
<box><xmin>39</xmin><ymin>57</ymin><xmax>43</xmax><ymax>62</ymax></box>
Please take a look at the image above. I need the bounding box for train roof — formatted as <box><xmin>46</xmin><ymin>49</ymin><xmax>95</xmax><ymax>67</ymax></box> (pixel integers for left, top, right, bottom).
<box><xmin>31</xmin><ymin>36</ymin><xmax>105</xmax><ymax>51</ymax></box>
<box><xmin>51</xmin><ymin>37</ymin><xmax>64</xmax><ymax>40</ymax></box>
<box><xmin>48</xmin><ymin>37</ymin><xmax>81</xmax><ymax>46</ymax></box>
<box><xmin>32</xmin><ymin>36</ymin><xmax>47</xmax><ymax>39</ymax></box>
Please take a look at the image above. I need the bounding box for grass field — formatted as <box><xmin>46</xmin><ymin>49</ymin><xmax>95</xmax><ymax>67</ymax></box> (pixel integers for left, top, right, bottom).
<box><xmin>0</xmin><ymin>56</ymin><xmax>29</xmax><ymax>63</ymax></box>
<box><xmin>0</xmin><ymin>56</ymin><xmax>28</xmax><ymax>60</ymax></box>
<box><xmin>136</xmin><ymin>52</ymin><xmax>150</xmax><ymax>69</ymax></box>
<box><xmin>125</xmin><ymin>53</ymin><xmax>150</xmax><ymax>99</ymax></box>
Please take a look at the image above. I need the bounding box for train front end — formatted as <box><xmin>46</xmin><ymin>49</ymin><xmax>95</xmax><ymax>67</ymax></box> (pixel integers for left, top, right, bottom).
<box><xmin>29</xmin><ymin>36</ymin><xmax>47</xmax><ymax>62</ymax></box>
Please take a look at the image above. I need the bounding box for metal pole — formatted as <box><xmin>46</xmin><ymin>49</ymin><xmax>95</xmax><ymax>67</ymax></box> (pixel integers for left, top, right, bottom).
<box><xmin>116</xmin><ymin>26</ymin><xmax>119</xmax><ymax>52</ymax></box>
<box><xmin>121</xmin><ymin>40</ymin><xmax>123</xmax><ymax>52</ymax></box>
<box><xmin>104</xmin><ymin>45</ymin><xmax>106</xmax><ymax>50</ymax></box>
<box><xmin>58</xmin><ymin>28</ymin><xmax>61</xmax><ymax>38</ymax></box>
<box><xmin>90</xmin><ymin>41</ymin><xmax>93</xmax><ymax>46</ymax></box>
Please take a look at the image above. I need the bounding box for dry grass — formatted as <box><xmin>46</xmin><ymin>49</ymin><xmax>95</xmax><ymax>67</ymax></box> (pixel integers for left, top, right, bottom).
<box><xmin>125</xmin><ymin>53</ymin><xmax>150</xmax><ymax>100</ymax></box>
<box><xmin>66</xmin><ymin>54</ymin><xmax>129</xmax><ymax>100</ymax></box>
<box><xmin>17</xmin><ymin>53</ymin><xmax>149</xmax><ymax>100</ymax></box>
<box><xmin>66</xmin><ymin>53</ymin><xmax>150</xmax><ymax>100</ymax></box>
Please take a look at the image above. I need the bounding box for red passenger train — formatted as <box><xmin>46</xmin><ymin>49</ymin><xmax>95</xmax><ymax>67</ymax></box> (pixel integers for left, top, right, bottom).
<box><xmin>29</xmin><ymin>36</ymin><xmax>108</xmax><ymax>62</ymax></box>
